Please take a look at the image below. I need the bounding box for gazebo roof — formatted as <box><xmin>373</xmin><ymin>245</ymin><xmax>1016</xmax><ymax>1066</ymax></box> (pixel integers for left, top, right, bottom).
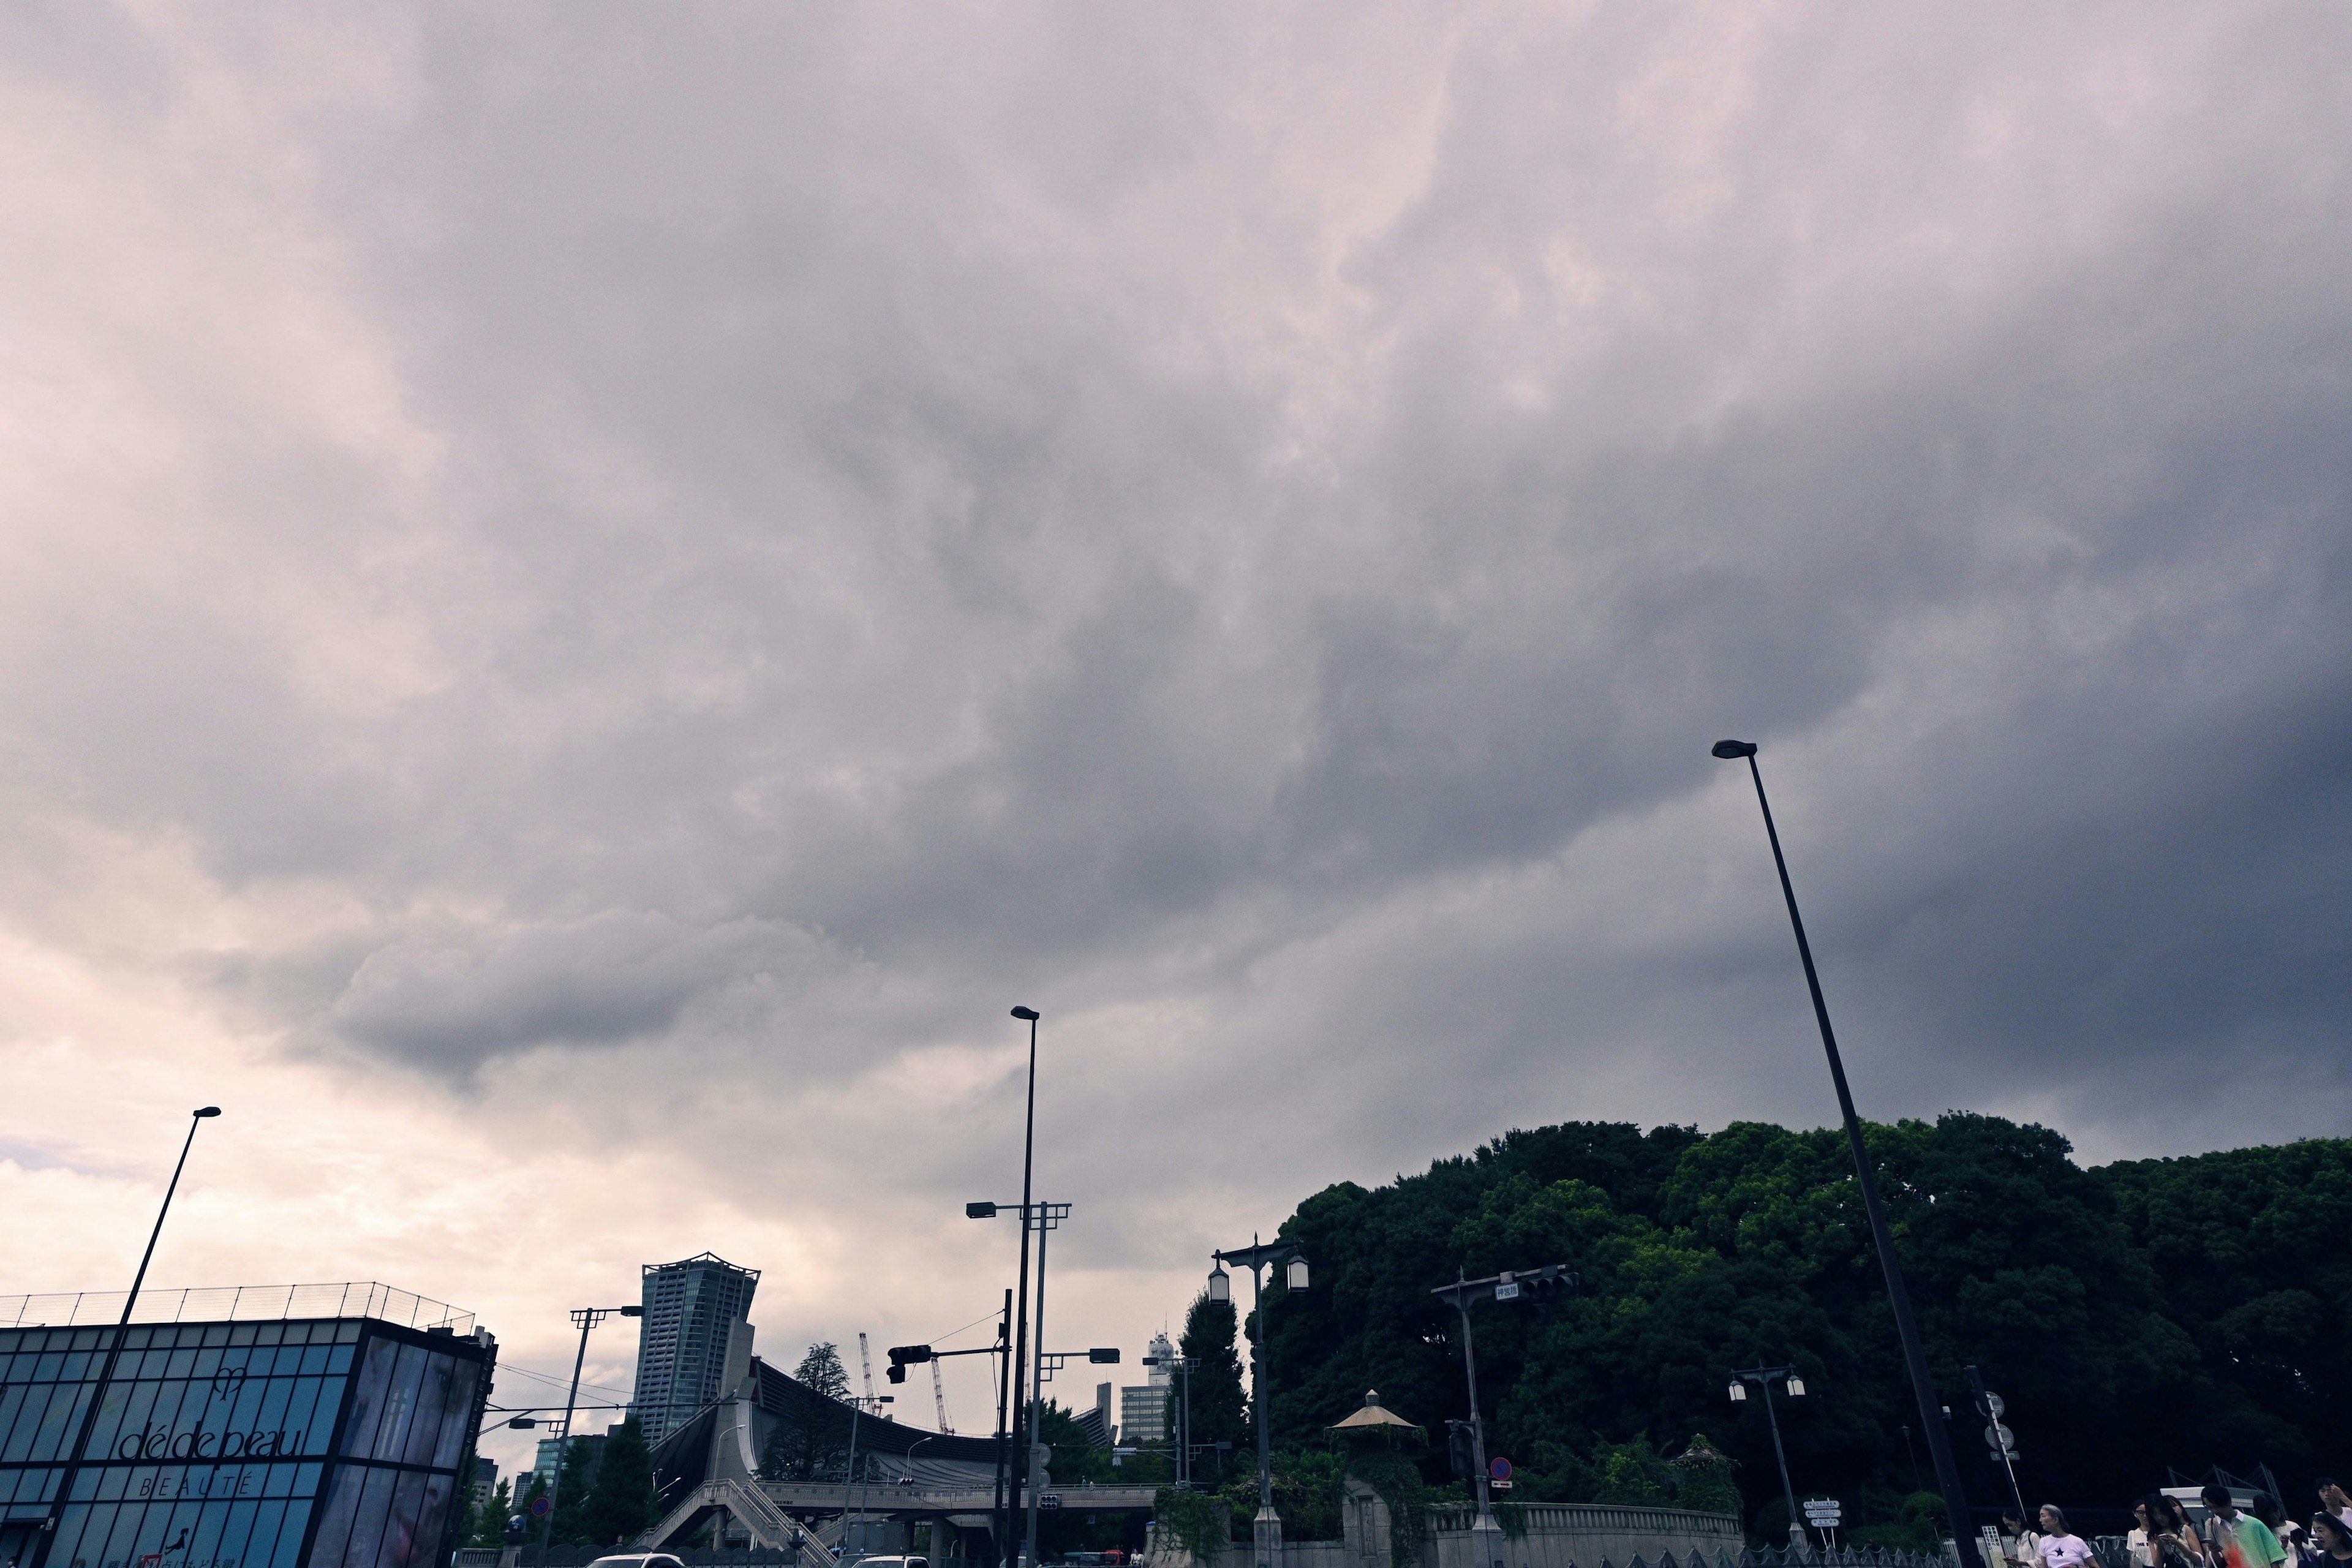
<box><xmin>1328</xmin><ymin>1389</ymin><xmax>1422</xmax><ymax>1431</ymax></box>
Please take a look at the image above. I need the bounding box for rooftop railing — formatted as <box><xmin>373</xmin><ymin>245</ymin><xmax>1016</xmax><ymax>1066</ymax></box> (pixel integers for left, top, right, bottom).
<box><xmin>0</xmin><ymin>1282</ymin><xmax>474</xmax><ymax>1335</ymax></box>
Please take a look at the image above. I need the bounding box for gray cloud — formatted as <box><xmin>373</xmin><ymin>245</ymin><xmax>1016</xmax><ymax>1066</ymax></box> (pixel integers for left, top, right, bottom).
<box><xmin>1</xmin><ymin>0</ymin><xmax>2348</xmax><ymax>1322</ymax></box>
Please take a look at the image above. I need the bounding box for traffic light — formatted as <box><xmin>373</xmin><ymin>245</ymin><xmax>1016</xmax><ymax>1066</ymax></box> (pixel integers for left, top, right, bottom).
<box><xmin>1523</xmin><ymin>1265</ymin><xmax>1578</xmax><ymax>1311</ymax></box>
<box><xmin>1446</xmin><ymin>1420</ymin><xmax>1476</xmax><ymax>1478</ymax></box>
<box><xmin>1088</xmin><ymin>1348</ymin><xmax>1121</xmax><ymax>1364</ymax></box>
<box><xmin>887</xmin><ymin>1344</ymin><xmax>933</xmax><ymax>1384</ymax></box>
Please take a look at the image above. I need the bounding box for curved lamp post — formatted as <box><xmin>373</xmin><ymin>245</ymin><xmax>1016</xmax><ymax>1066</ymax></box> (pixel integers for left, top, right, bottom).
<box><xmin>1711</xmin><ymin>739</ymin><xmax>1978</xmax><ymax>1568</ymax></box>
<box><xmin>36</xmin><ymin>1107</ymin><xmax>222</xmax><ymax>1568</ymax></box>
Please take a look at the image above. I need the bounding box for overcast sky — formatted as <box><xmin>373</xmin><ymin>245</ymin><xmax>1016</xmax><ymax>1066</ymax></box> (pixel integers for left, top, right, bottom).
<box><xmin>3</xmin><ymin>1</ymin><xmax>2348</xmax><ymax>1479</ymax></box>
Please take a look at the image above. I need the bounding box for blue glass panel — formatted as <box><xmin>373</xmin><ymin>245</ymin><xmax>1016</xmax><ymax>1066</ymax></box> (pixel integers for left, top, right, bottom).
<box><xmin>264</xmin><ymin>1500</ymin><xmax>309</xmax><ymax>1568</ymax></box>
<box><xmin>0</xmin><ymin>1382</ymin><xmax>34</xmax><ymax>1460</ymax></box>
<box><xmin>86</xmin><ymin>1382</ymin><xmax>137</xmax><ymax>1461</ymax></box>
<box><xmin>339</xmin><ymin>1468</ymin><xmax>398</xmax><ymax>1568</ymax></box>
<box><xmin>251</xmin><ymin>1381</ymin><xmax>293</xmax><ymax>1447</ymax></box>
<box><xmin>105</xmin><ymin>1384</ymin><xmax>161</xmax><ymax>1462</ymax></box>
<box><xmin>186</xmin><ymin>1491</ymin><xmax>232</xmax><ymax>1567</ymax></box>
<box><xmin>371</xmin><ymin>1471</ymin><xmax>428</xmax><ymax>1568</ymax></box>
<box><xmin>98</xmin><ymin>1467</ymin><xmax>131</xmax><ymax>1501</ymax></box>
<box><xmin>215</xmin><ymin>1499</ymin><xmax>262</xmax><ymax>1568</ymax></box>
<box><xmin>273</xmin><ymin>1382</ymin><xmax>323</xmax><ymax>1459</ymax></box>
<box><xmin>35</xmin><ymin>1354</ymin><xmax>65</xmax><ymax>1382</ymax></box>
<box><xmin>164</xmin><ymin>1351</ymin><xmax>197</xmax><ymax>1380</ymax></box>
<box><xmin>371</xmin><ymin>1348</ymin><xmax>426</xmax><ymax>1464</ymax></box>
<box><xmin>298</xmin><ymin>1348</ymin><xmax>328</xmax><ymax>1378</ymax></box>
<box><xmin>307</xmin><ymin>1466</ymin><xmax>365</xmax><ymax>1568</ymax></box>
<box><xmin>32</xmin><ymin>1385</ymin><xmax>92</xmax><ymax>1461</ymax></box>
<box><xmin>326</xmin><ymin>1348</ymin><xmax>353</xmax><ymax>1376</ymax></box>
<box><xmin>60</xmin><ymin>1351</ymin><xmax>95</xmax><ymax>1381</ymax></box>
<box><xmin>430</xmin><ymin>1359</ymin><xmax>479</xmax><ymax>1471</ymax></box>
<box><xmin>337</xmin><ymin>1343</ymin><xmax>397</xmax><ymax>1460</ymax></box>
<box><xmin>399</xmin><ymin>1360</ymin><xmax>451</xmax><ymax>1468</ymax></box>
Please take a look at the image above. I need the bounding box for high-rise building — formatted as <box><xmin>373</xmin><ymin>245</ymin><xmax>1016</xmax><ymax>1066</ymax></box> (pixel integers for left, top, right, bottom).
<box><xmin>1117</xmin><ymin>1331</ymin><xmax>1174</xmax><ymax>1446</ymax></box>
<box><xmin>631</xmin><ymin>1251</ymin><xmax>760</xmax><ymax>1444</ymax></box>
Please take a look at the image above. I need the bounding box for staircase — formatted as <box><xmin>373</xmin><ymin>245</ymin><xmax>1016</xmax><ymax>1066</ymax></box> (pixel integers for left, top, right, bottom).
<box><xmin>634</xmin><ymin>1479</ymin><xmax>834</xmax><ymax>1568</ymax></box>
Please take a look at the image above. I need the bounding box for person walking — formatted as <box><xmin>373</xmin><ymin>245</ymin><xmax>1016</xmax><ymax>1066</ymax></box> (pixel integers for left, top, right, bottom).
<box><xmin>2008</xmin><ymin>1510</ymin><xmax>2046</xmax><ymax>1568</ymax></box>
<box><xmin>2139</xmin><ymin>1498</ymin><xmax>2209</xmax><ymax>1568</ymax></box>
<box><xmin>2204</xmin><ymin>1487</ymin><xmax>2291</xmax><ymax>1568</ymax></box>
<box><xmin>2318</xmin><ymin>1485</ymin><xmax>2352</xmax><ymax>1533</ymax></box>
<box><xmin>2254</xmin><ymin>1495</ymin><xmax>2309</xmax><ymax>1560</ymax></box>
<box><xmin>2308</xmin><ymin>1513</ymin><xmax>2352</xmax><ymax>1567</ymax></box>
<box><xmin>2037</xmin><ymin>1507</ymin><xmax>2097</xmax><ymax>1568</ymax></box>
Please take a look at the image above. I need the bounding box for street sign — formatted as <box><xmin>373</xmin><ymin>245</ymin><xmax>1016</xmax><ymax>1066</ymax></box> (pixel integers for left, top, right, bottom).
<box><xmin>529</xmin><ymin>1497</ymin><xmax>551</xmax><ymax>1519</ymax></box>
<box><xmin>1494</xmin><ymin>1282</ymin><xmax>1521</xmax><ymax>1301</ymax></box>
<box><xmin>1985</xmin><ymin>1423</ymin><xmax>2016</xmax><ymax>1457</ymax></box>
<box><xmin>1490</xmin><ymin>1458</ymin><xmax>1513</xmax><ymax>1482</ymax></box>
<box><xmin>1803</xmin><ymin>1500</ymin><xmax>1842</xmax><ymax>1527</ymax></box>
<box><xmin>1985</xmin><ymin>1393</ymin><xmax>2005</xmax><ymax>1418</ymax></box>
<box><xmin>1491</xmin><ymin>1482</ymin><xmax>1512</xmax><ymax>1491</ymax></box>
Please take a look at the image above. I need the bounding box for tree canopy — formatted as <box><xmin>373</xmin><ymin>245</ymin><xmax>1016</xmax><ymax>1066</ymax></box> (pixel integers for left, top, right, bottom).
<box><xmin>1243</xmin><ymin>1115</ymin><xmax>2350</xmax><ymax>1535</ymax></box>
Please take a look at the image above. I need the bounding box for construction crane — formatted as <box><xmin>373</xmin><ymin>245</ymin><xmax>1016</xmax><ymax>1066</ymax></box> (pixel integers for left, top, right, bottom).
<box><xmin>930</xmin><ymin>1359</ymin><xmax>954</xmax><ymax>1433</ymax></box>
<box><xmin>858</xmin><ymin>1332</ymin><xmax>880</xmax><ymax>1412</ymax></box>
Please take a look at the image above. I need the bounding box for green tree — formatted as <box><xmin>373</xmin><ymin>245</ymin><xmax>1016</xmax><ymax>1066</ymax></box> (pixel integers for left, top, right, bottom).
<box><xmin>549</xmin><ymin>1435</ymin><xmax>605</xmax><ymax>1545</ymax></box>
<box><xmin>762</xmin><ymin>1343</ymin><xmax>855</xmax><ymax>1481</ymax></box>
<box><xmin>1249</xmin><ymin>1114</ymin><xmax>2352</xmax><ymax>1538</ymax></box>
<box><xmin>797</xmin><ymin>1341</ymin><xmax>852</xmax><ymax>1403</ymax></box>
<box><xmin>1175</xmin><ymin>1291</ymin><xmax>1249</xmax><ymax>1482</ymax></box>
<box><xmin>578</xmin><ymin>1417</ymin><xmax>660</xmax><ymax>1547</ymax></box>
<box><xmin>467</xmin><ymin>1478</ymin><xmax>514</xmax><ymax>1547</ymax></box>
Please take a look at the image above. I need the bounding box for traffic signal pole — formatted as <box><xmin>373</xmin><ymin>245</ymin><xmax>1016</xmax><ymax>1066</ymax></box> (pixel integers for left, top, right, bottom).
<box><xmin>1430</xmin><ymin>1266</ymin><xmax>1575</xmax><ymax>1568</ymax></box>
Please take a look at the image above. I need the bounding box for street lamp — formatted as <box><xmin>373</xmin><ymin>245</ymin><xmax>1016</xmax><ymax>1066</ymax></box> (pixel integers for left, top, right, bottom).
<box><xmin>1004</xmin><ymin>1005</ymin><xmax>1044</xmax><ymax>1568</ymax></box>
<box><xmin>1728</xmin><ymin>1366</ymin><xmax>1807</xmax><ymax>1549</ymax></box>
<box><xmin>36</xmin><ymin>1107</ymin><xmax>221</xmax><ymax>1568</ymax></box>
<box><xmin>1711</xmin><ymin>739</ymin><xmax>1979</xmax><ymax>1568</ymax></box>
<box><xmin>1207</xmin><ymin>1237</ymin><xmax>1308</xmax><ymax>1568</ymax></box>
<box><xmin>535</xmin><ymin>1303</ymin><xmax>644</xmax><ymax>1567</ymax></box>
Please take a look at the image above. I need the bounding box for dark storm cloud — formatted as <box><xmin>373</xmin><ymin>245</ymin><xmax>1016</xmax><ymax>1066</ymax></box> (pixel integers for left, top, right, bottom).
<box><xmin>2</xmin><ymin>0</ymin><xmax>2348</xmax><ymax>1214</ymax></box>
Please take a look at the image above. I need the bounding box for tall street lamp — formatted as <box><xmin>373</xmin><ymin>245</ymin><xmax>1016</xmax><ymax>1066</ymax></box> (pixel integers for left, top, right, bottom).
<box><xmin>36</xmin><ymin>1107</ymin><xmax>221</xmax><ymax>1568</ymax></box>
<box><xmin>1712</xmin><ymin>738</ymin><xmax>1979</xmax><ymax>1568</ymax></box>
<box><xmin>1008</xmin><ymin>1006</ymin><xmax>1042</xmax><ymax>1568</ymax></box>
<box><xmin>1727</xmin><ymin>1365</ymin><xmax>1807</xmax><ymax>1548</ymax></box>
<box><xmin>535</xmin><ymin>1303</ymin><xmax>644</xmax><ymax>1566</ymax></box>
<box><xmin>1208</xmin><ymin>1238</ymin><xmax>1308</xmax><ymax>1568</ymax></box>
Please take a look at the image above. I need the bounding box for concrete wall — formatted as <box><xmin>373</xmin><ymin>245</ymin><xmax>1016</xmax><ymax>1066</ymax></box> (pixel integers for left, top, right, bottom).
<box><xmin>1148</xmin><ymin>1483</ymin><xmax>1742</xmax><ymax>1568</ymax></box>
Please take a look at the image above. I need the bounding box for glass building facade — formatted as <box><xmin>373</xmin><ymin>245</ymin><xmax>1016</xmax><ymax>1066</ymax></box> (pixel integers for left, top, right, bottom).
<box><xmin>0</xmin><ymin>1316</ymin><xmax>493</xmax><ymax>1568</ymax></box>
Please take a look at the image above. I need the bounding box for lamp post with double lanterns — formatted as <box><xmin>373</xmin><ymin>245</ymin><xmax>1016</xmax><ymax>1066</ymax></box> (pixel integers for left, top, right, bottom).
<box><xmin>1711</xmin><ymin>739</ymin><xmax>1978</xmax><ymax>1568</ymax></box>
<box><xmin>1727</xmin><ymin>1365</ymin><xmax>1807</xmax><ymax>1548</ymax></box>
<box><xmin>1208</xmin><ymin>1238</ymin><xmax>1308</xmax><ymax>1568</ymax></box>
<box><xmin>1430</xmin><ymin>1266</ymin><xmax>1578</xmax><ymax>1568</ymax></box>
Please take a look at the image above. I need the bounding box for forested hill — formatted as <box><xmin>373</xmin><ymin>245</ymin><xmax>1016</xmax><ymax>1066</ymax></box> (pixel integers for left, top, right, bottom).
<box><xmin>1246</xmin><ymin>1115</ymin><xmax>2350</xmax><ymax>1531</ymax></box>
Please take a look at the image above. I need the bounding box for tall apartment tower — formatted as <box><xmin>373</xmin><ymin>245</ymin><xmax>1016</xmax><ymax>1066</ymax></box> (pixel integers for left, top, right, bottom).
<box><xmin>1118</xmin><ymin>1330</ymin><xmax>1175</xmax><ymax>1446</ymax></box>
<box><xmin>632</xmin><ymin>1252</ymin><xmax>760</xmax><ymax>1444</ymax></box>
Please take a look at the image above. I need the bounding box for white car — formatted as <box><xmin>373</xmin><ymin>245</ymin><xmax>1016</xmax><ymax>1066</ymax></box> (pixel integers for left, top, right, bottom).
<box><xmin>586</xmin><ymin>1555</ymin><xmax>687</xmax><ymax>1568</ymax></box>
